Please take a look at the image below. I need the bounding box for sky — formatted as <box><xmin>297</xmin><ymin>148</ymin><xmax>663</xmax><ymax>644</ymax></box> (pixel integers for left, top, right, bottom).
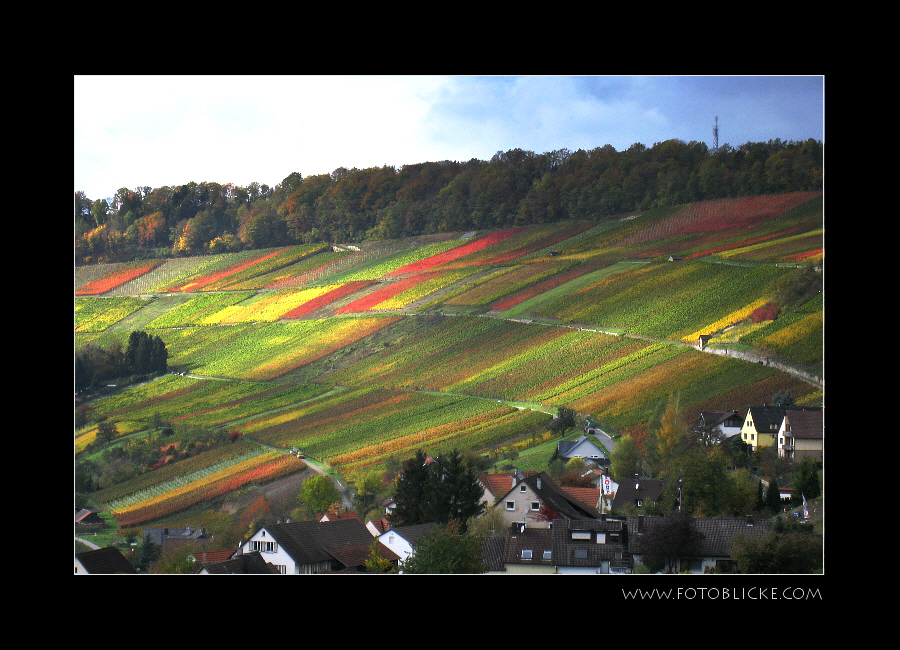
<box><xmin>74</xmin><ymin>75</ymin><xmax>824</xmax><ymax>202</ymax></box>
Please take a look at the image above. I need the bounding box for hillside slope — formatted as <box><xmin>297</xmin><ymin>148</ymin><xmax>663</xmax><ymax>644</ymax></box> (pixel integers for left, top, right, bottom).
<box><xmin>75</xmin><ymin>192</ymin><xmax>823</xmax><ymax>528</ymax></box>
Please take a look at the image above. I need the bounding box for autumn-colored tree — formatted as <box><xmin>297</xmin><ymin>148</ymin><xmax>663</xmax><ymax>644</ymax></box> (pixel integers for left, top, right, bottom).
<box><xmin>364</xmin><ymin>539</ymin><xmax>397</xmax><ymax>573</ymax></box>
<box><xmin>656</xmin><ymin>394</ymin><xmax>689</xmax><ymax>473</ymax></box>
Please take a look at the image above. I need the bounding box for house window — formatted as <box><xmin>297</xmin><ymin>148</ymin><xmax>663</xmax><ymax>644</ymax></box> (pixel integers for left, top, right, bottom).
<box><xmin>530</xmin><ymin>501</ymin><xmax>540</xmax><ymax>511</ymax></box>
<box><xmin>596</xmin><ymin>532</ymin><xmax>606</xmax><ymax>544</ymax></box>
<box><xmin>274</xmin><ymin>564</ymin><xmax>287</xmax><ymax>574</ymax></box>
<box><xmin>543</xmin><ymin>550</ymin><xmax>552</xmax><ymax>561</ymax></box>
<box><xmin>252</xmin><ymin>540</ymin><xmax>277</xmax><ymax>553</ymax></box>
<box><xmin>506</xmin><ymin>501</ymin><xmax>515</xmax><ymax>510</ymax></box>
<box><xmin>636</xmin><ymin>499</ymin><xmax>643</xmax><ymax>507</ymax></box>
<box><xmin>571</xmin><ymin>530</ymin><xmax>591</xmax><ymax>540</ymax></box>
<box><xmin>574</xmin><ymin>548</ymin><xmax>588</xmax><ymax>559</ymax></box>
<box><xmin>609</xmin><ymin>532</ymin><xmax>621</xmax><ymax>543</ymax></box>
<box><xmin>521</xmin><ymin>549</ymin><xmax>533</xmax><ymax>560</ymax></box>
<box><xmin>520</xmin><ymin>485</ymin><xmax>527</xmax><ymax>492</ymax></box>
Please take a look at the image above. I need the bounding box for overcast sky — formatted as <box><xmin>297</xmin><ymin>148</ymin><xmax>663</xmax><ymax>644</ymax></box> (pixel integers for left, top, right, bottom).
<box><xmin>74</xmin><ymin>75</ymin><xmax>824</xmax><ymax>201</ymax></box>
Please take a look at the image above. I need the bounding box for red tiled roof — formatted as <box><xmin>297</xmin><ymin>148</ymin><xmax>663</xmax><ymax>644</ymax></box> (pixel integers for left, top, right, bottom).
<box><xmin>192</xmin><ymin>549</ymin><xmax>236</xmax><ymax>565</ymax></box>
<box><xmin>561</xmin><ymin>487</ymin><xmax>602</xmax><ymax>510</ymax></box>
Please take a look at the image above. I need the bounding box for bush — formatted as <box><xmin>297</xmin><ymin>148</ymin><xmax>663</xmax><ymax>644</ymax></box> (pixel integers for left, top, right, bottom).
<box><xmin>750</xmin><ymin>302</ymin><xmax>779</xmax><ymax>323</ymax></box>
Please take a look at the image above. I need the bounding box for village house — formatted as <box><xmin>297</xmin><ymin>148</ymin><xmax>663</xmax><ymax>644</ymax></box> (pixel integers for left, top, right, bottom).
<box><xmin>778</xmin><ymin>409</ymin><xmax>824</xmax><ymax>462</ymax></box>
<box><xmin>241</xmin><ymin>517</ymin><xmax>399</xmax><ymax>574</ymax></box>
<box><xmin>697</xmin><ymin>410</ymin><xmax>744</xmax><ymax>438</ymax></box>
<box><xmin>552</xmin><ymin>517</ymin><xmax>633</xmax><ymax>574</ymax></box>
<box><xmin>627</xmin><ymin>514</ymin><xmax>775</xmax><ymax>574</ymax></box>
<box><xmin>142</xmin><ymin>526</ymin><xmax>210</xmax><ymax>556</ymax></box>
<box><xmin>377</xmin><ymin>523</ymin><xmax>439</xmax><ymax>568</ymax></box>
<box><xmin>741</xmin><ymin>405</ymin><xmax>823</xmax><ymax>457</ymax></box>
<box><xmin>487</xmin><ymin>470</ymin><xmax>603</xmax><ymax>530</ymax></box>
<box><xmin>502</xmin><ymin>524</ymin><xmax>556</xmax><ymax>574</ymax></box>
<box><xmin>75</xmin><ymin>508</ymin><xmax>104</xmax><ymax>526</ymax></box>
<box><xmin>609</xmin><ymin>476</ymin><xmax>664</xmax><ymax>513</ymax></box>
<box><xmin>556</xmin><ymin>435</ymin><xmax>609</xmax><ymax>467</ymax></box>
<box><xmin>479</xmin><ymin>512</ymin><xmax>786</xmax><ymax>574</ymax></box>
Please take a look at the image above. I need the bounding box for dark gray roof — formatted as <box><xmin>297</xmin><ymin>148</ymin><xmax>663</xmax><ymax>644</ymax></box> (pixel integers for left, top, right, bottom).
<box><xmin>626</xmin><ymin>515</ymin><xmax>774</xmax><ymax>557</ymax></box>
<box><xmin>386</xmin><ymin>523</ymin><xmax>438</xmax><ymax>548</ymax></box>
<box><xmin>480</xmin><ymin>536</ymin><xmax>508</xmax><ymax>571</ymax></box>
<box><xmin>142</xmin><ymin>526</ymin><xmax>208</xmax><ymax>546</ymax></box>
<box><xmin>261</xmin><ymin>518</ymin><xmax>377</xmax><ymax>567</ymax></box>
<box><xmin>506</xmin><ymin>527</ymin><xmax>554</xmax><ymax>566</ymax></box>
<box><xmin>200</xmin><ymin>550</ymin><xmax>281</xmax><ymax>574</ymax></box>
<box><xmin>612</xmin><ymin>477</ymin><xmax>664</xmax><ymax>510</ymax></box>
<box><xmin>747</xmin><ymin>405</ymin><xmax>787</xmax><ymax>433</ymax></box>
<box><xmin>75</xmin><ymin>547</ymin><xmax>138</xmax><ymax>574</ymax></box>
<box><xmin>551</xmin><ymin>518</ymin><xmax>631</xmax><ymax>569</ymax></box>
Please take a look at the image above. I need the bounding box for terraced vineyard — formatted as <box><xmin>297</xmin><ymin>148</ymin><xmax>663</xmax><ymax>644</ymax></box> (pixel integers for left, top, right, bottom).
<box><xmin>75</xmin><ymin>192</ymin><xmax>824</xmax><ymax>527</ymax></box>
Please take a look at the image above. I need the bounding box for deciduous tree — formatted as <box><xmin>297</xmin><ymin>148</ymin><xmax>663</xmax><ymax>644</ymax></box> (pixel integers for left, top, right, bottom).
<box><xmin>637</xmin><ymin>511</ymin><xmax>704</xmax><ymax>573</ymax></box>
<box><xmin>402</xmin><ymin>520</ymin><xmax>487</xmax><ymax>574</ymax></box>
<box><xmin>299</xmin><ymin>475</ymin><xmax>342</xmax><ymax>518</ymax></box>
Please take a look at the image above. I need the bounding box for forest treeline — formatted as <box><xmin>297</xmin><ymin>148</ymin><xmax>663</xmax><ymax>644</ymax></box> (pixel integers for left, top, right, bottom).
<box><xmin>75</xmin><ymin>137</ymin><xmax>823</xmax><ymax>265</ymax></box>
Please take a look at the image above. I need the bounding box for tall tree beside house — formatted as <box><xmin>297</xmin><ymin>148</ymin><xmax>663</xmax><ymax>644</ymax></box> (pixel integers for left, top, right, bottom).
<box><xmin>134</xmin><ymin>533</ymin><xmax>160</xmax><ymax>572</ymax></box>
<box><xmin>656</xmin><ymin>394</ymin><xmax>690</xmax><ymax>473</ymax></box>
<box><xmin>637</xmin><ymin>511</ymin><xmax>705</xmax><ymax>574</ymax></box>
<box><xmin>765</xmin><ymin>477</ymin><xmax>782</xmax><ymax>513</ymax></box>
<box><xmin>389</xmin><ymin>449</ymin><xmax>432</xmax><ymax>528</ymax></box>
<box><xmin>389</xmin><ymin>449</ymin><xmax>485</xmax><ymax>531</ymax></box>
<box><xmin>424</xmin><ymin>450</ymin><xmax>486</xmax><ymax>530</ymax></box>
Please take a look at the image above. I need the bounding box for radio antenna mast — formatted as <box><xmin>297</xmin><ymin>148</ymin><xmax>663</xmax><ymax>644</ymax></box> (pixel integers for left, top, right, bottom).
<box><xmin>713</xmin><ymin>116</ymin><xmax>719</xmax><ymax>154</ymax></box>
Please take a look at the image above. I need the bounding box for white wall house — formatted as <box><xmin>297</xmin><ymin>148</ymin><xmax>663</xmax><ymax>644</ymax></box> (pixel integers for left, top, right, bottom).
<box><xmin>376</xmin><ymin>523</ymin><xmax>436</xmax><ymax>568</ymax></box>
<box><xmin>242</xmin><ymin>526</ymin><xmax>300</xmax><ymax>574</ymax></box>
